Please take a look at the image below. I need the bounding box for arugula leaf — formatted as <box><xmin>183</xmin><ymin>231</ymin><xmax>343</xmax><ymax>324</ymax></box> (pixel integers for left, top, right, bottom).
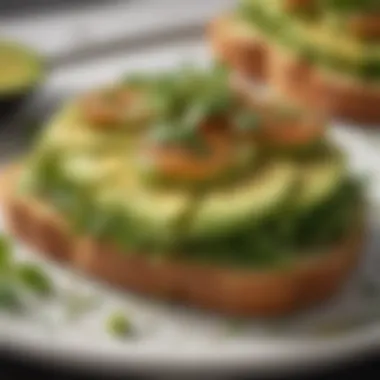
<box><xmin>148</xmin><ymin>121</ymin><xmax>209</xmax><ymax>155</ymax></box>
<box><xmin>141</xmin><ymin>64</ymin><xmax>233</xmax><ymax>127</ymax></box>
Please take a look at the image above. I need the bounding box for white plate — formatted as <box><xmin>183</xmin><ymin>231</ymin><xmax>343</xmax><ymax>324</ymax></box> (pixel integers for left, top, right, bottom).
<box><xmin>2</xmin><ymin>52</ymin><xmax>380</xmax><ymax>377</ymax></box>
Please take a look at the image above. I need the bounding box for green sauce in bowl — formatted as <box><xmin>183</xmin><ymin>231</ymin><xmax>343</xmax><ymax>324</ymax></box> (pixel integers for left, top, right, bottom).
<box><xmin>0</xmin><ymin>40</ymin><xmax>44</xmax><ymax>96</ymax></box>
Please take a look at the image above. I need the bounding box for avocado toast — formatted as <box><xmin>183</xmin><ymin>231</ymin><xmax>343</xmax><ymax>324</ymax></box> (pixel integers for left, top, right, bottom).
<box><xmin>210</xmin><ymin>0</ymin><xmax>380</xmax><ymax>124</ymax></box>
<box><xmin>3</xmin><ymin>65</ymin><xmax>365</xmax><ymax>316</ymax></box>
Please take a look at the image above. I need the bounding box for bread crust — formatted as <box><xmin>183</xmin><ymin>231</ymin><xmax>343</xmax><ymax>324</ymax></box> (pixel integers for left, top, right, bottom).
<box><xmin>209</xmin><ymin>15</ymin><xmax>380</xmax><ymax>125</ymax></box>
<box><xmin>2</xmin><ymin>165</ymin><xmax>365</xmax><ymax>317</ymax></box>
<box><xmin>347</xmin><ymin>14</ymin><xmax>380</xmax><ymax>40</ymax></box>
<box><xmin>209</xmin><ymin>16</ymin><xmax>267</xmax><ymax>81</ymax></box>
<box><xmin>267</xmin><ymin>48</ymin><xmax>380</xmax><ymax>124</ymax></box>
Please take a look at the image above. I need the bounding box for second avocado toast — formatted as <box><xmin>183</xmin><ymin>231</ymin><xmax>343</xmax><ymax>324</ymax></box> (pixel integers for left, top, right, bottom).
<box><xmin>4</xmin><ymin>65</ymin><xmax>365</xmax><ymax>316</ymax></box>
<box><xmin>210</xmin><ymin>0</ymin><xmax>380</xmax><ymax>123</ymax></box>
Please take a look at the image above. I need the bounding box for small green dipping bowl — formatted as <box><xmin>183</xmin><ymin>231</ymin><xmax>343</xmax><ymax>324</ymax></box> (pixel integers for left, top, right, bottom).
<box><xmin>0</xmin><ymin>40</ymin><xmax>44</xmax><ymax>119</ymax></box>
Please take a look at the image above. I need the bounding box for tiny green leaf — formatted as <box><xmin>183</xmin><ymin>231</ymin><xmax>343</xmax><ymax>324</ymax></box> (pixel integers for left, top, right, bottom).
<box><xmin>183</xmin><ymin>102</ymin><xmax>209</xmax><ymax>130</ymax></box>
<box><xmin>17</xmin><ymin>263</ymin><xmax>52</xmax><ymax>296</ymax></box>
<box><xmin>106</xmin><ymin>311</ymin><xmax>133</xmax><ymax>338</ymax></box>
<box><xmin>148</xmin><ymin>121</ymin><xmax>208</xmax><ymax>155</ymax></box>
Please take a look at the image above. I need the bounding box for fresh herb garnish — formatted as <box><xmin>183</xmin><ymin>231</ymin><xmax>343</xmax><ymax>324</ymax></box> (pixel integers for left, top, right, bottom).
<box><xmin>0</xmin><ymin>234</ymin><xmax>53</xmax><ymax>310</ymax></box>
<box><xmin>148</xmin><ymin>121</ymin><xmax>209</xmax><ymax>156</ymax></box>
<box><xmin>106</xmin><ymin>311</ymin><xmax>133</xmax><ymax>338</ymax></box>
<box><xmin>129</xmin><ymin>64</ymin><xmax>233</xmax><ymax>142</ymax></box>
<box><xmin>17</xmin><ymin>263</ymin><xmax>52</xmax><ymax>296</ymax></box>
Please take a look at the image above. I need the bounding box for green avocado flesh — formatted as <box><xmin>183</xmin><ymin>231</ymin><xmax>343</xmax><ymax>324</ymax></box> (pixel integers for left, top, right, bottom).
<box><xmin>238</xmin><ymin>0</ymin><xmax>380</xmax><ymax>81</ymax></box>
<box><xmin>0</xmin><ymin>42</ymin><xmax>43</xmax><ymax>94</ymax></box>
<box><xmin>19</xmin><ymin>136</ymin><xmax>362</xmax><ymax>268</ymax></box>
<box><xmin>19</xmin><ymin>151</ymin><xmax>362</xmax><ymax>268</ymax></box>
<box><xmin>17</xmin><ymin>67</ymin><xmax>365</xmax><ymax>269</ymax></box>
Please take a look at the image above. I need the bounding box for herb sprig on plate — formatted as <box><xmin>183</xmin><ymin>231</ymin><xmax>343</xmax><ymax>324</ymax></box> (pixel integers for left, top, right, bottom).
<box><xmin>0</xmin><ymin>235</ymin><xmax>52</xmax><ymax>311</ymax></box>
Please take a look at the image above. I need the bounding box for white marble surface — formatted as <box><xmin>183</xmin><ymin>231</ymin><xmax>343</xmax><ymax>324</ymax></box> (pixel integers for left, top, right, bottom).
<box><xmin>0</xmin><ymin>0</ymin><xmax>233</xmax><ymax>60</ymax></box>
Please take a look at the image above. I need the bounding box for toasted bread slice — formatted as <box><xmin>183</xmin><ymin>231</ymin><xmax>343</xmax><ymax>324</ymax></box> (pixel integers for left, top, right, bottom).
<box><xmin>2</xmin><ymin>165</ymin><xmax>365</xmax><ymax>317</ymax></box>
<box><xmin>210</xmin><ymin>15</ymin><xmax>380</xmax><ymax>124</ymax></box>
<box><xmin>267</xmin><ymin>47</ymin><xmax>380</xmax><ymax>124</ymax></box>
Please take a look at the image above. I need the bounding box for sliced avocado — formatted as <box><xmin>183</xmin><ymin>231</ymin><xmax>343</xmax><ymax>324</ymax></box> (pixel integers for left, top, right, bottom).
<box><xmin>87</xmin><ymin>159</ymin><xmax>194</xmax><ymax>249</ymax></box>
<box><xmin>27</xmin><ymin>149</ymin><xmax>193</xmax><ymax>249</ymax></box>
<box><xmin>240</xmin><ymin>0</ymin><xmax>380</xmax><ymax>80</ymax></box>
<box><xmin>128</xmin><ymin>191</ymin><xmax>190</xmax><ymax>232</ymax></box>
<box><xmin>39</xmin><ymin>103</ymin><xmax>138</xmax><ymax>154</ymax></box>
<box><xmin>297</xmin><ymin>153</ymin><xmax>346</xmax><ymax>209</ymax></box>
<box><xmin>187</xmin><ymin>162</ymin><xmax>297</xmax><ymax>238</ymax></box>
<box><xmin>94</xmin><ymin>187</ymin><xmax>192</xmax><ymax>250</ymax></box>
<box><xmin>60</xmin><ymin>154</ymin><xmax>128</xmax><ymax>188</ymax></box>
<box><xmin>0</xmin><ymin>41</ymin><xmax>43</xmax><ymax>95</ymax></box>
